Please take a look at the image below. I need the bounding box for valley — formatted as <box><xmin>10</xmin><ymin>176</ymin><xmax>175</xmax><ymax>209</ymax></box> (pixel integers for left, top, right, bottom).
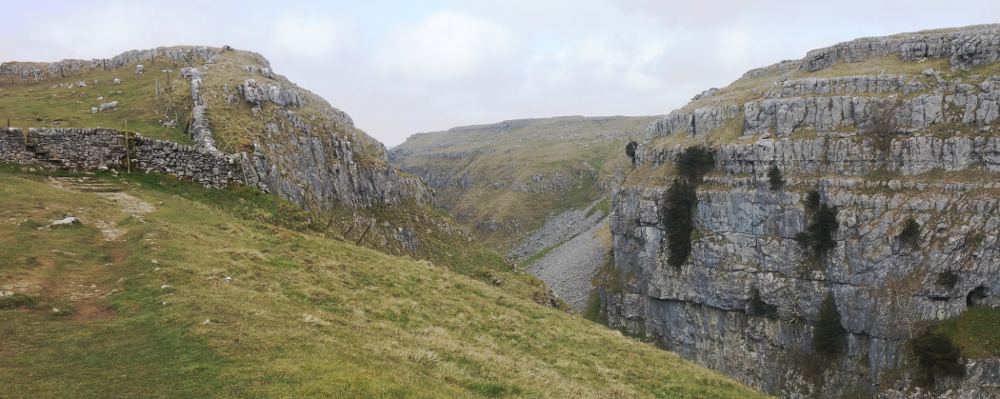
<box><xmin>5</xmin><ymin>23</ymin><xmax>1000</xmax><ymax>399</ymax></box>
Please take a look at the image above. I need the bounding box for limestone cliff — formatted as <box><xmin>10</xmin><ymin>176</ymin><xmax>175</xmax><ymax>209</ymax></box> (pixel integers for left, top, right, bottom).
<box><xmin>604</xmin><ymin>25</ymin><xmax>1000</xmax><ymax>398</ymax></box>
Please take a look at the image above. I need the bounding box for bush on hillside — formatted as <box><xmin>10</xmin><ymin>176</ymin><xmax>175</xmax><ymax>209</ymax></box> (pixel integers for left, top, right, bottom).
<box><xmin>865</xmin><ymin>96</ymin><xmax>906</xmax><ymax>153</ymax></box>
<box><xmin>937</xmin><ymin>270</ymin><xmax>959</xmax><ymax>290</ymax></box>
<box><xmin>911</xmin><ymin>329</ymin><xmax>964</xmax><ymax>387</ymax></box>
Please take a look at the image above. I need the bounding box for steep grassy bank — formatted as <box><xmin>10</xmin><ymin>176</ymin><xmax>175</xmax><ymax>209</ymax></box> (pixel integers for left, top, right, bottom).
<box><xmin>0</xmin><ymin>165</ymin><xmax>769</xmax><ymax>398</ymax></box>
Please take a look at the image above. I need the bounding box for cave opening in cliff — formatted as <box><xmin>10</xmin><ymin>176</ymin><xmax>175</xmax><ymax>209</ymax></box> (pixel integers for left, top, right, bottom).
<box><xmin>967</xmin><ymin>286</ymin><xmax>989</xmax><ymax>306</ymax></box>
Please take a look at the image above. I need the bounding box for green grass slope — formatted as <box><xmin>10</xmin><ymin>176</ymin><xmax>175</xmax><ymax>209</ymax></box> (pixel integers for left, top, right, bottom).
<box><xmin>0</xmin><ymin>165</ymin><xmax>769</xmax><ymax>398</ymax></box>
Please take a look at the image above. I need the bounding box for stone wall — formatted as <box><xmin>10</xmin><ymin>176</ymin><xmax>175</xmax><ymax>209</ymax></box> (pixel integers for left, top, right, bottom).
<box><xmin>1</xmin><ymin>127</ymin><xmax>242</xmax><ymax>188</ymax></box>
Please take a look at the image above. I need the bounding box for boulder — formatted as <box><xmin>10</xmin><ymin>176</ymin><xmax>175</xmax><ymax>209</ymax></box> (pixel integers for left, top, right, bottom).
<box><xmin>97</xmin><ymin>101</ymin><xmax>118</xmax><ymax>112</ymax></box>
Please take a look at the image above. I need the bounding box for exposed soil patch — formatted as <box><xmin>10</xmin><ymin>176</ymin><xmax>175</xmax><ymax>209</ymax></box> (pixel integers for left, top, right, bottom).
<box><xmin>72</xmin><ymin>302</ymin><xmax>113</xmax><ymax>321</ymax></box>
<box><xmin>45</xmin><ymin>176</ymin><xmax>154</xmax><ymax>240</ymax></box>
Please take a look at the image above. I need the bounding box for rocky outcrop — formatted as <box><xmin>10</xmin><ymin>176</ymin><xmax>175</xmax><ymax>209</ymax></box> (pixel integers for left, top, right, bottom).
<box><xmin>237</xmin><ymin>78</ymin><xmax>306</xmax><ymax>107</ymax></box>
<box><xmin>607</xmin><ymin>147</ymin><xmax>1000</xmax><ymax>397</ymax></box>
<box><xmin>645</xmin><ymin>75</ymin><xmax>1000</xmax><ymax>143</ymax></box>
<box><xmin>764</xmin><ymin>75</ymin><xmax>925</xmax><ymax>99</ymax></box>
<box><xmin>240</xmin><ymin>115</ymin><xmax>434</xmax><ymax>210</ymax></box>
<box><xmin>0</xmin><ymin>46</ymin><xmax>221</xmax><ymax>83</ymax></box>
<box><xmin>643</xmin><ymin>105</ymin><xmax>739</xmax><ymax>139</ymax></box>
<box><xmin>801</xmin><ymin>25</ymin><xmax>1000</xmax><ymax>72</ymax></box>
<box><xmin>612</xmin><ymin>25</ymin><xmax>1000</xmax><ymax>399</ymax></box>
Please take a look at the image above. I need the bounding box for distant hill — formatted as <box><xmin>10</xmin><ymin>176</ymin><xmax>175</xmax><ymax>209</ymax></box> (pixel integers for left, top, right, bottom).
<box><xmin>389</xmin><ymin>115</ymin><xmax>659</xmax><ymax>253</ymax></box>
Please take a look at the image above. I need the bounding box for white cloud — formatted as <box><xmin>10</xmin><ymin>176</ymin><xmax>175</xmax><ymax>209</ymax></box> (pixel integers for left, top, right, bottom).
<box><xmin>3</xmin><ymin>0</ymin><xmax>1000</xmax><ymax>147</ymax></box>
<box><xmin>374</xmin><ymin>11</ymin><xmax>512</xmax><ymax>81</ymax></box>
<box><xmin>268</xmin><ymin>12</ymin><xmax>344</xmax><ymax>59</ymax></box>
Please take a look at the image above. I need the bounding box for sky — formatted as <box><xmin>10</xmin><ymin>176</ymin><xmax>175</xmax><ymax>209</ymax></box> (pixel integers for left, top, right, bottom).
<box><xmin>1</xmin><ymin>1</ymin><xmax>998</xmax><ymax>147</ymax></box>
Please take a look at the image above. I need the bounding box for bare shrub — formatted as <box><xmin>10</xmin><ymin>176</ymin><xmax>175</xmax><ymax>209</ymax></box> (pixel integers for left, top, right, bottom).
<box><xmin>865</xmin><ymin>97</ymin><xmax>906</xmax><ymax>153</ymax></box>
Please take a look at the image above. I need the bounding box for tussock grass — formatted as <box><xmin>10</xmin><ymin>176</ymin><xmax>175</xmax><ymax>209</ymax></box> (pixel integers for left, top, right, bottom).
<box><xmin>0</xmin><ymin>165</ymin><xmax>770</xmax><ymax>398</ymax></box>
<box><xmin>935</xmin><ymin>306</ymin><xmax>1000</xmax><ymax>359</ymax></box>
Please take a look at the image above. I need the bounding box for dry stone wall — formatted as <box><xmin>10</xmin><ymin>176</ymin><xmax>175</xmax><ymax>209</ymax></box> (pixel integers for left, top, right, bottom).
<box><xmin>0</xmin><ymin>127</ymin><xmax>241</xmax><ymax>188</ymax></box>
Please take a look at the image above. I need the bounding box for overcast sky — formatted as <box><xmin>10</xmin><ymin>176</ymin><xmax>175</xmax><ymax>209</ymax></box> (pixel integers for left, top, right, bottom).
<box><xmin>1</xmin><ymin>1</ymin><xmax>998</xmax><ymax>146</ymax></box>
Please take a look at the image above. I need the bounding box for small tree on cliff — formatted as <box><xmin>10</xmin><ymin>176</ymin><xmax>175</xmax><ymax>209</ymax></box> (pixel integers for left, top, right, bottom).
<box><xmin>865</xmin><ymin>96</ymin><xmax>906</xmax><ymax>153</ymax></box>
<box><xmin>812</xmin><ymin>293</ymin><xmax>846</xmax><ymax>358</ymax></box>
<box><xmin>767</xmin><ymin>165</ymin><xmax>785</xmax><ymax>191</ymax></box>
<box><xmin>803</xmin><ymin>190</ymin><xmax>821</xmax><ymax>214</ymax></box>
<box><xmin>662</xmin><ymin>145</ymin><xmax>715</xmax><ymax>268</ymax></box>
<box><xmin>795</xmin><ymin>203</ymin><xmax>839</xmax><ymax>259</ymax></box>
<box><xmin>898</xmin><ymin>217</ymin><xmax>921</xmax><ymax>247</ymax></box>
<box><xmin>664</xmin><ymin>178</ymin><xmax>698</xmax><ymax>268</ymax></box>
<box><xmin>625</xmin><ymin>141</ymin><xmax>638</xmax><ymax>166</ymax></box>
<box><xmin>675</xmin><ymin>146</ymin><xmax>714</xmax><ymax>183</ymax></box>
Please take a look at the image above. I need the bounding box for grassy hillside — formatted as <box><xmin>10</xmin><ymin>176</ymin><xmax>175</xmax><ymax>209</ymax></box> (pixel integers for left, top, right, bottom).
<box><xmin>0</xmin><ymin>165</ymin><xmax>769</xmax><ymax>398</ymax></box>
<box><xmin>0</xmin><ymin>55</ymin><xmax>199</xmax><ymax>145</ymax></box>
<box><xmin>391</xmin><ymin>116</ymin><xmax>659</xmax><ymax>252</ymax></box>
<box><xmin>0</xmin><ymin>47</ymin><xmax>499</xmax><ymax>271</ymax></box>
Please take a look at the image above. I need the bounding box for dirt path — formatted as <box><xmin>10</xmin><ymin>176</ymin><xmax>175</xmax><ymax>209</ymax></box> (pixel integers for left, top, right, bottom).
<box><xmin>0</xmin><ymin>175</ymin><xmax>156</xmax><ymax>320</ymax></box>
<box><xmin>45</xmin><ymin>176</ymin><xmax>154</xmax><ymax>240</ymax></box>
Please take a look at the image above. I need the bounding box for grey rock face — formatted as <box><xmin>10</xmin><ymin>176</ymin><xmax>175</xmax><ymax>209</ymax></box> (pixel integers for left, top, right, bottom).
<box><xmin>237</xmin><ymin>79</ymin><xmax>306</xmax><ymax>107</ymax></box>
<box><xmin>178</xmin><ymin>67</ymin><xmax>205</xmax><ymax>79</ymax></box>
<box><xmin>644</xmin><ymin>112</ymin><xmax>694</xmax><ymax>138</ymax></box>
<box><xmin>691</xmin><ymin>87</ymin><xmax>719</xmax><ymax>101</ymax></box>
<box><xmin>764</xmin><ymin>75</ymin><xmax>925</xmax><ymax>99</ymax></box>
<box><xmin>801</xmin><ymin>25</ymin><xmax>1000</xmax><ymax>72</ymax></box>
<box><xmin>607</xmin><ymin>139</ymin><xmax>1000</xmax><ymax>397</ymax></box>
<box><xmin>693</xmin><ymin>105</ymin><xmax>740</xmax><ymax>138</ymax></box>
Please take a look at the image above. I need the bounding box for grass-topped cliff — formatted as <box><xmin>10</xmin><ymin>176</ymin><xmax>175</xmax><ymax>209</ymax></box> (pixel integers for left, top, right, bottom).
<box><xmin>600</xmin><ymin>24</ymin><xmax>1000</xmax><ymax>398</ymax></box>
<box><xmin>0</xmin><ymin>165</ymin><xmax>768</xmax><ymax>398</ymax></box>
